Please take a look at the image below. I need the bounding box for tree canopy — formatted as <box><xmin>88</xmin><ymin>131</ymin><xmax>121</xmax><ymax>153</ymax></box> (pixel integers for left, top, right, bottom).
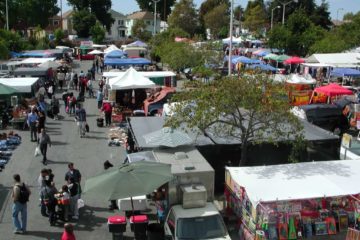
<box><xmin>203</xmin><ymin>3</ymin><xmax>229</xmax><ymax>39</ymax></box>
<box><xmin>135</xmin><ymin>0</ymin><xmax>176</xmax><ymax>21</ymax></box>
<box><xmin>72</xmin><ymin>10</ymin><xmax>97</xmax><ymax>38</ymax></box>
<box><xmin>167</xmin><ymin>0</ymin><xmax>199</xmax><ymax>37</ymax></box>
<box><xmin>243</xmin><ymin>0</ymin><xmax>267</xmax><ymax>31</ymax></box>
<box><xmin>90</xmin><ymin>22</ymin><xmax>106</xmax><ymax>43</ymax></box>
<box><xmin>131</xmin><ymin>20</ymin><xmax>152</xmax><ymax>42</ymax></box>
<box><xmin>166</xmin><ymin>75</ymin><xmax>303</xmax><ymax>166</ymax></box>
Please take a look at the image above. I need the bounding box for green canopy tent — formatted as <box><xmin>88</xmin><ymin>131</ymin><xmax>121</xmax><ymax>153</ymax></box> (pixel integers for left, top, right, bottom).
<box><xmin>0</xmin><ymin>83</ymin><xmax>18</xmax><ymax>95</ymax></box>
<box><xmin>263</xmin><ymin>53</ymin><xmax>278</xmax><ymax>60</ymax></box>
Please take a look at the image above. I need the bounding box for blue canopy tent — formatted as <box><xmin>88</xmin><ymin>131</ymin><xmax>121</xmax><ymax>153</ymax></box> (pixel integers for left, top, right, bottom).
<box><xmin>330</xmin><ymin>68</ymin><xmax>360</xmax><ymax>77</ymax></box>
<box><xmin>232</xmin><ymin>56</ymin><xmax>263</xmax><ymax>64</ymax></box>
<box><xmin>128</xmin><ymin>40</ymin><xmax>148</xmax><ymax>47</ymax></box>
<box><xmin>104</xmin><ymin>58</ymin><xmax>151</xmax><ymax>66</ymax></box>
<box><xmin>20</xmin><ymin>51</ymin><xmax>49</xmax><ymax>58</ymax></box>
<box><xmin>247</xmin><ymin>64</ymin><xmax>277</xmax><ymax>72</ymax></box>
<box><xmin>104</xmin><ymin>49</ymin><xmax>127</xmax><ymax>58</ymax></box>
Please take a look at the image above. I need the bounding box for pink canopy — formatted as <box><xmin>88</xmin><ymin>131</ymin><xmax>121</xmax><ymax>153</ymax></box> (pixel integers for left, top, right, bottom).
<box><xmin>284</xmin><ymin>56</ymin><xmax>305</xmax><ymax>64</ymax></box>
<box><xmin>314</xmin><ymin>83</ymin><xmax>353</xmax><ymax>97</ymax></box>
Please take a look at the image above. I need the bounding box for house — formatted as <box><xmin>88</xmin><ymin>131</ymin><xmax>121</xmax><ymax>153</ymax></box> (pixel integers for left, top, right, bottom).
<box><xmin>126</xmin><ymin>11</ymin><xmax>160</xmax><ymax>37</ymax></box>
<box><xmin>105</xmin><ymin>9</ymin><xmax>127</xmax><ymax>41</ymax></box>
<box><xmin>45</xmin><ymin>15</ymin><xmax>62</xmax><ymax>33</ymax></box>
<box><xmin>62</xmin><ymin>10</ymin><xmax>76</xmax><ymax>35</ymax></box>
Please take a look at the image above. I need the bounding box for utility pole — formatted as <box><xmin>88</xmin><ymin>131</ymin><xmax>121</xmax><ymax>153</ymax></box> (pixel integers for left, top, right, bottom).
<box><xmin>271</xmin><ymin>6</ymin><xmax>281</xmax><ymax>30</ymax></box>
<box><xmin>153</xmin><ymin>0</ymin><xmax>160</xmax><ymax>35</ymax></box>
<box><xmin>6</xmin><ymin>0</ymin><xmax>9</xmax><ymax>30</ymax></box>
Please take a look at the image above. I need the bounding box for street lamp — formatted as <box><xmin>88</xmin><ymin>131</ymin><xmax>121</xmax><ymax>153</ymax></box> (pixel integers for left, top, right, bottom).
<box><xmin>271</xmin><ymin>6</ymin><xmax>281</xmax><ymax>30</ymax></box>
<box><xmin>277</xmin><ymin>0</ymin><xmax>298</xmax><ymax>25</ymax></box>
<box><xmin>228</xmin><ymin>0</ymin><xmax>234</xmax><ymax>76</ymax></box>
<box><xmin>153</xmin><ymin>0</ymin><xmax>160</xmax><ymax>35</ymax></box>
<box><xmin>337</xmin><ymin>8</ymin><xmax>344</xmax><ymax>21</ymax></box>
<box><xmin>5</xmin><ymin>0</ymin><xmax>9</xmax><ymax>30</ymax></box>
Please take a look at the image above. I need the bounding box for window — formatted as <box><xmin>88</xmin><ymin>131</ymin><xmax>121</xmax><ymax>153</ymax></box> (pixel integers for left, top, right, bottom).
<box><xmin>53</xmin><ymin>20</ymin><xmax>59</xmax><ymax>26</ymax></box>
<box><xmin>146</xmin><ymin>21</ymin><xmax>151</xmax><ymax>25</ymax></box>
<box><xmin>118</xmin><ymin>20</ymin><xmax>124</xmax><ymax>26</ymax></box>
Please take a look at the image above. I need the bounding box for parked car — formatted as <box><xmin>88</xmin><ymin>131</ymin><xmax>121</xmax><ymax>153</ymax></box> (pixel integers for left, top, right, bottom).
<box><xmin>291</xmin><ymin>103</ymin><xmax>350</xmax><ymax>134</ymax></box>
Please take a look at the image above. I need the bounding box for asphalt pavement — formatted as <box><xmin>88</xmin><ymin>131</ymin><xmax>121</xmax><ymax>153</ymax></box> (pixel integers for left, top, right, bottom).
<box><xmin>0</xmin><ymin>60</ymin><xmax>131</xmax><ymax>240</ymax></box>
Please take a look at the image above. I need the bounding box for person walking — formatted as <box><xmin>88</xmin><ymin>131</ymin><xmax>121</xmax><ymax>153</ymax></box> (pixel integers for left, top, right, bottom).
<box><xmin>101</xmin><ymin>102</ymin><xmax>112</xmax><ymax>127</ymax></box>
<box><xmin>37</xmin><ymin>168</ymin><xmax>49</xmax><ymax>217</ymax></box>
<box><xmin>38</xmin><ymin>128</ymin><xmax>51</xmax><ymax>165</ymax></box>
<box><xmin>51</xmin><ymin>96</ymin><xmax>60</xmax><ymax>120</ymax></box>
<box><xmin>12</xmin><ymin>174</ymin><xmax>31</xmax><ymax>234</ymax></box>
<box><xmin>75</xmin><ymin>104</ymin><xmax>86</xmax><ymax>138</ymax></box>
<box><xmin>67</xmin><ymin>93</ymin><xmax>77</xmax><ymax>115</ymax></box>
<box><xmin>27</xmin><ymin>107</ymin><xmax>38</xmax><ymax>142</ymax></box>
<box><xmin>96</xmin><ymin>89</ymin><xmax>103</xmax><ymax>109</ymax></box>
<box><xmin>61</xmin><ymin>223</ymin><xmax>76</xmax><ymax>240</ymax></box>
<box><xmin>37</xmin><ymin>111</ymin><xmax>46</xmax><ymax>134</ymax></box>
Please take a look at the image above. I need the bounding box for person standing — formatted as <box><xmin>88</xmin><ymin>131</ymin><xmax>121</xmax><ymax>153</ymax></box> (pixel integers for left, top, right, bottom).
<box><xmin>95</xmin><ymin>56</ymin><xmax>99</xmax><ymax>73</ymax></box>
<box><xmin>38</xmin><ymin>128</ymin><xmax>51</xmax><ymax>165</ymax></box>
<box><xmin>75</xmin><ymin>104</ymin><xmax>86</xmax><ymax>138</ymax></box>
<box><xmin>101</xmin><ymin>102</ymin><xmax>112</xmax><ymax>127</ymax></box>
<box><xmin>68</xmin><ymin>177</ymin><xmax>80</xmax><ymax>220</ymax></box>
<box><xmin>40</xmin><ymin>180</ymin><xmax>57</xmax><ymax>226</ymax></box>
<box><xmin>37</xmin><ymin>111</ymin><xmax>46</xmax><ymax>134</ymax></box>
<box><xmin>12</xmin><ymin>174</ymin><xmax>31</xmax><ymax>234</ymax></box>
<box><xmin>96</xmin><ymin>89</ymin><xmax>103</xmax><ymax>109</ymax></box>
<box><xmin>98</xmin><ymin>77</ymin><xmax>105</xmax><ymax>92</ymax></box>
<box><xmin>37</xmin><ymin>169</ymin><xmax>49</xmax><ymax>217</ymax></box>
<box><xmin>51</xmin><ymin>96</ymin><xmax>60</xmax><ymax>120</ymax></box>
<box><xmin>27</xmin><ymin>107</ymin><xmax>38</xmax><ymax>142</ymax></box>
<box><xmin>62</xmin><ymin>90</ymin><xmax>70</xmax><ymax>113</ymax></box>
<box><xmin>65</xmin><ymin>163</ymin><xmax>82</xmax><ymax>184</ymax></box>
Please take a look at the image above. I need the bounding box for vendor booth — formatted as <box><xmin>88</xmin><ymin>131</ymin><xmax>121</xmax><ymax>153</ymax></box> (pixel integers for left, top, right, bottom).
<box><xmin>311</xmin><ymin>83</ymin><xmax>353</xmax><ymax>104</ymax></box>
<box><xmin>225</xmin><ymin>160</ymin><xmax>360</xmax><ymax>240</ymax></box>
<box><xmin>285</xmin><ymin>74</ymin><xmax>316</xmax><ymax>106</ymax></box>
<box><xmin>104</xmin><ymin>57</ymin><xmax>151</xmax><ymax>67</ymax></box>
<box><xmin>104</xmin><ymin>71</ymin><xmax>176</xmax><ymax>87</ymax></box>
<box><xmin>0</xmin><ymin>77</ymin><xmax>39</xmax><ymax>96</ymax></box>
<box><xmin>143</xmin><ymin>87</ymin><xmax>176</xmax><ymax>116</ymax></box>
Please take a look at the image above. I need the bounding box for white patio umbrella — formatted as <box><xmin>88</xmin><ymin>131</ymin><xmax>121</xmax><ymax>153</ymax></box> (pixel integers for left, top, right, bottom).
<box><xmin>143</xmin><ymin>127</ymin><xmax>193</xmax><ymax>148</ymax></box>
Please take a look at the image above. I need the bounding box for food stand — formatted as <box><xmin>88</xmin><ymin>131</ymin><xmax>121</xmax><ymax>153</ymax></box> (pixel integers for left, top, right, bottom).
<box><xmin>285</xmin><ymin>74</ymin><xmax>316</xmax><ymax>106</ymax></box>
<box><xmin>310</xmin><ymin>83</ymin><xmax>353</xmax><ymax>104</ymax></box>
<box><xmin>225</xmin><ymin>160</ymin><xmax>360</xmax><ymax>240</ymax></box>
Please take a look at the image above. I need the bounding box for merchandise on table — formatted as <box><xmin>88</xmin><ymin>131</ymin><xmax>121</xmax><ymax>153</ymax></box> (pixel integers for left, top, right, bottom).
<box><xmin>107</xmin><ymin>127</ymin><xmax>128</xmax><ymax>147</ymax></box>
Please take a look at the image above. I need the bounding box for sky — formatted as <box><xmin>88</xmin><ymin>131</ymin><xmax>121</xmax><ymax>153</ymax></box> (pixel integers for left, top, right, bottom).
<box><xmin>62</xmin><ymin>0</ymin><xmax>360</xmax><ymax>20</ymax></box>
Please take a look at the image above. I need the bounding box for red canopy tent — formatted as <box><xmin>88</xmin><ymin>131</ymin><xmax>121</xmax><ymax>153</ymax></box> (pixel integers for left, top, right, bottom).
<box><xmin>314</xmin><ymin>83</ymin><xmax>353</xmax><ymax>97</ymax></box>
<box><xmin>284</xmin><ymin>56</ymin><xmax>305</xmax><ymax>64</ymax></box>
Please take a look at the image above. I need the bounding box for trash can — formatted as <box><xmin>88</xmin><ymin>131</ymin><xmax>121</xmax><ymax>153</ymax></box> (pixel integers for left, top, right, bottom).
<box><xmin>97</xmin><ymin>118</ymin><xmax>104</xmax><ymax>127</ymax></box>
<box><xmin>130</xmin><ymin>215</ymin><xmax>148</xmax><ymax>240</ymax></box>
<box><xmin>147</xmin><ymin>223</ymin><xmax>164</xmax><ymax>240</ymax></box>
<box><xmin>108</xmin><ymin>215</ymin><xmax>127</xmax><ymax>240</ymax></box>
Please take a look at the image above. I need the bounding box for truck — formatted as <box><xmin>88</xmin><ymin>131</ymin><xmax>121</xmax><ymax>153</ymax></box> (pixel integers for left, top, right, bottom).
<box><xmin>126</xmin><ymin>146</ymin><xmax>231</xmax><ymax>240</ymax></box>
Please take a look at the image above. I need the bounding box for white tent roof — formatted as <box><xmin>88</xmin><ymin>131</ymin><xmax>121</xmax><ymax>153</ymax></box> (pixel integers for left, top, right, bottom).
<box><xmin>306</xmin><ymin>53</ymin><xmax>360</xmax><ymax>68</ymax></box>
<box><xmin>88</xmin><ymin>49</ymin><xmax>103</xmax><ymax>55</ymax></box>
<box><xmin>104</xmin><ymin>44</ymin><xmax>120</xmax><ymax>53</ymax></box>
<box><xmin>286</xmin><ymin>74</ymin><xmax>316</xmax><ymax>85</ymax></box>
<box><xmin>92</xmin><ymin>44</ymin><xmax>107</xmax><ymax>48</ymax></box>
<box><xmin>226</xmin><ymin>160</ymin><xmax>360</xmax><ymax>207</ymax></box>
<box><xmin>38</xmin><ymin>60</ymin><xmax>61</xmax><ymax>69</ymax></box>
<box><xmin>7</xmin><ymin>58</ymin><xmax>56</xmax><ymax>66</ymax></box>
<box><xmin>110</xmin><ymin>67</ymin><xmax>155</xmax><ymax>90</ymax></box>
<box><xmin>0</xmin><ymin>78</ymin><xmax>39</xmax><ymax>93</ymax></box>
<box><xmin>104</xmin><ymin>71</ymin><xmax>176</xmax><ymax>80</ymax></box>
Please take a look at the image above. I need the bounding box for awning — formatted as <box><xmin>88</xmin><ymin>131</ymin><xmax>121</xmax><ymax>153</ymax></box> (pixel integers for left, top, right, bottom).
<box><xmin>330</xmin><ymin>68</ymin><xmax>360</xmax><ymax>77</ymax></box>
<box><xmin>0</xmin><ymin>78</ymin><xmax>39</xmax><ymax>93</ymax></box>
<box><xmin>314</xmin><ymin>83</ymin><xmax>353</xmax><ymax>97</ymax></box>
<box><xmin>284</xmin><ymin>56</ymin><xmax>305</xmax><ymax>64</ymax></box>
<box><xmin>104</xmin><ymin>58</ymin><xmax>151</xmax><ymax>66</ymax></box>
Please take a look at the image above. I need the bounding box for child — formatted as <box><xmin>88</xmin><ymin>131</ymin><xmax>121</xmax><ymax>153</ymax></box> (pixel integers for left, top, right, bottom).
<box><xmin>61</xmin><ymin>223</ymin><xmax>76</xmax><ymax>240</ymax></box>
<box><xmin>60</xmin><ymin>185</ymin><xmax>70</xmax><ymax>222</ymax></box>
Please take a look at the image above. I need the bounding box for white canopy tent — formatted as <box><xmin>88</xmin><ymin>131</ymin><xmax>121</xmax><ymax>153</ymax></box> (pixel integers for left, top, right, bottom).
<box><xmin>104</xmin><ymin>71</ymin><xmax>176</xmax><ymax>79</ymax></box>
<box><xmin>38</xmin><ymin>60</ymin><xmax>61</xmax><ymax>69</ymax></box>
<box><xmin>286</xmin><ymin>74</ymin><xmax>316</xmax><ymax>85</ymax></box>
<box><xmin>88</xmin><ymin>49</ymin><xmax>103</xmax><ymax>55</ymax></box>
<box><xmin>306</xmin><ymin>53</ymin><xmax>360</xmax><ymax>68</ymax></box>
<box><xmin>110</xmin><ymin>67</ymin><xmax>155</xmax><ymax>90</ymax></box>
<box><xmin>7</xmin><ymin>58</ymin><xmax>56</xmax><ymax>66</ymax></box>
<box><xmin>104</xmin><ymin>44</ymin><xmax>120</xmax><ymax>54</ymax></box>
<box><xmin>0</xmin><ymin>77</ymin><xmax>39</xmax><ymax>93</ymax></box>
<box><xmin>226</xmin><ymin>160</ymin><xmax>360</xmax><ymax>207</ymax></box>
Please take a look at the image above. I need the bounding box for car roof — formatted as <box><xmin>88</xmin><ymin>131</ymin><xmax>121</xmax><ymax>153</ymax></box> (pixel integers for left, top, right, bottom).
<box><xmin>172</xmin><ymin>203</ymin><xmax>220</xmax><ymax>219</ymax></box>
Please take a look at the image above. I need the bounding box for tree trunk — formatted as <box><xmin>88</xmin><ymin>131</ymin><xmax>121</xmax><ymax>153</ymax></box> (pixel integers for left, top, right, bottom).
<box><xmin>239</xmin><ymin>141</ymin><xmax>248</xmax><ymax>166</ymax></box>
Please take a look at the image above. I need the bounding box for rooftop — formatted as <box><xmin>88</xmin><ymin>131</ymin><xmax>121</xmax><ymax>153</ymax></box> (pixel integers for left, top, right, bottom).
<box><xmin>127</xmin><ymin>11</ymin><xmax>154</xmax><ymax>20</ymax></box>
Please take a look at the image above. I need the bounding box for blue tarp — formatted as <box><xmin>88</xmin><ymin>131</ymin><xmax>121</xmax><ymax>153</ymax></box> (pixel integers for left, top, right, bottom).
<box><xmin>104</xmin><ymin>58</ymin><xmax>151</xmax><ymax>66</ymax></box>
<box><xmin>104</xmin><ymin>50</ymin><xmax>127</xmax><ymax>58</ymax></box>
<box><xmin>247</xmin><ymin>64</ymin><xmax>277</xmax><ymax>72</ymax></box>
<box><xmin>232</xmin><ymin>56</ymin><xmax>263</xmax><ymax>64</ymax></box>
<box><xmin>19</xmin><ymin>50</ymin><xmax>50</xmax><ymax>58</ymax></box>
<box><xmin>331</xmin><ymin>68</ymin><xmax>360</xmax><ymax>77</ymax></box>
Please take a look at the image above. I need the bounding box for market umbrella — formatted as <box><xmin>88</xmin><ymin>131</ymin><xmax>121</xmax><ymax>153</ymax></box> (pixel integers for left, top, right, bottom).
<box><xmin>263</xmin><ymin>53</ymin><xmax>278</xmax><ymax>60</ymax></box>
<box><xmin>0</xmin><ymin>83</ymin><xmax>18</xmax><ymax>95</ymax></box>
<box><xmin>273</xmin><ymin>54</ymin><xmax>290</xmax><ymax>63</ymax></box>
<box><xmin>84</xmin><ymin>161</ymin><xmax>173</xmax><ymax>202</ymax></box>
<box><xmin>143</xmin><ymin>127</ymin><xmax>193</xmax><ymax>148</ymax></box>
<box><xmin>284</xmin><ymin>56</ymin><xmax>305</xmax><ymax>65</ymax></box>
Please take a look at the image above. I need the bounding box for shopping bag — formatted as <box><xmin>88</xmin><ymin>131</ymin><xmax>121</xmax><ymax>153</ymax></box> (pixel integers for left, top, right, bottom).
<box><xmin>85</xmin><ymin>123</ymin><xmax>89</xmax><ymax>132</ymax></box>
<box><xmin>77</xmin><ymin>198</ymin><xmax>85</xmax><ymax>209</ymax></box>
<box><xmin>34</xmin><ymin>146</ymin><xmax>40</xmax><ymax>157</ymax></box>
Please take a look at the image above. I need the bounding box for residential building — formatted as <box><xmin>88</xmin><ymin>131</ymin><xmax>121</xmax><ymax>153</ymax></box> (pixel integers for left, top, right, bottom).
<box><xmin>126</xmin><ymin>11</ymin><xmax>160</xmax><ymax>37</ymax></box>
<box><xmin>62</xmin><ymin>10</ymin><xmax>76</xmax><ymax>35</ymax></box>
<box><xmin>105</xmin><ymin>9</ymin><xmax>127</xmax><ymax>41</ymax></box>
<box><xmin>45</xmin><ymin>15</ymin><xmax>62</xmax><ymax>33</ymax></box>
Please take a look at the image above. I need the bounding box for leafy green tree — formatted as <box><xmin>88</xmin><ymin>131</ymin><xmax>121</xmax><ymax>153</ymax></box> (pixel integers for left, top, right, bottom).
<box><xmin>167</xmin><ymin>0</ymin><xmax>199</xmax><ymax>37</ymax></box>
<box><xmin>343</xmin><ymin>12</ymin><xmax>355</xmax><ymax>21</ymax></box>
<box><xmin>68</xmin><ymin>0</ymin><xmax>114</xmax><ymax>31</ymax></box>
<box><xmin>310</xmin><ymin>0</ymin><xmax>332</xmax><ymax>30</ymax></box>
<box><xmin>166</xmin><ymin>75</ymin><xmax>303</xmax><ymax>166</ymax></box>
<box><xmin>199</xmin><ymin>0</ymin><xmax>230</xmax><ymax>21</ymax></box>
<box><xmin>131</xmin><ymin>20</ymin><xmax>152</xmax><ymax>42</ymax></box>
<box><xmin>135</xmin><ymin>0</ymin><xmax>176</xmax><ymax>21</ymax></box>
<box><xmin>54</xmin><ymin>28</ymin><xmax>65</xmax><ymax>45</ymax></box>
<box><xmin>90</xmin><ymin>22</ymin><xmax>106</xmax><ymax>43</ymax></box>
<box><xmin>0</xmin><ymin>40</ymin><xmax>9</xmax><ymax>59</ymax></box>
<box><xmin>203</xmin><ymin>3</ymin><xmax>229</xmax><ymax>39</ymax></box>
<box><xmin>244</xmin><ymin>0</ymin><xmax>267</xmax><ymax>31</ymax></box>
<box><xmin>0</xmin><ymin>29</ymin><xmax>27</xmax><ymax>52</ymax></box>
<box><xmin>72</xmin><ymin>10</ymin><xmax>97</xmax><ymax>38</ymax></box>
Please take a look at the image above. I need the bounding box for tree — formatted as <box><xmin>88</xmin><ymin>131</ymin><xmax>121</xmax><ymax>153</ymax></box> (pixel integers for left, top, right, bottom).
<box><xmin>243</xmin><ymin>0</ymin><xmax>267</xmax><ymax>31</ymax></box>
<box><xmin>310</xmin><ymin>0</ymin><xmax>332</xmax><ymax>30</ymax></box>
<box><xmin>167</xmin><ymin>0</ymin><xmax>199</xmax><ymax>37</ymax></box>
<box><xmin>54</xmin><ymin>28</ymin><xmax>65</xmax><ymax>45</ymax></box>
<box><xmin>90</xmin><ymin>22</ymin><xmax>105</xmax><ymax>43</ymax></box>
<box><xmin>0</xmin><ymin>40</ymin><xmax>9</xmax><ymax>59</ymax></box>
<box><xmin>72</xmin><ymin>10</ymin><xmax>97</xmax><ymax>37</ymax></box>
<box><xmin>68</xmin><ymin>0</ymin><xmax>114</xmax><ymax>31</ymax></box>
<box><xmin>166</xmin><ymin>75</ymin><xmax>303</xmax><ymax>166</ymax></box>
<box><xmin>199</xmin><ymin>0</ymin><xmax>230</xmax><ymax>21</ymax></box>
<box><xmin>135</xmin><ymin>0</ymin><xmax>176</xmax><ymax>21</ymax></box>
<box><xmin>131</xmin><ymin>20</ymin><xmax>152</xmax><ymax>42</ymax></box>
<box><xmin>203</xmin><ymin>3</ymin><xmax>229</xmax><ymax>39</ymax></box>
